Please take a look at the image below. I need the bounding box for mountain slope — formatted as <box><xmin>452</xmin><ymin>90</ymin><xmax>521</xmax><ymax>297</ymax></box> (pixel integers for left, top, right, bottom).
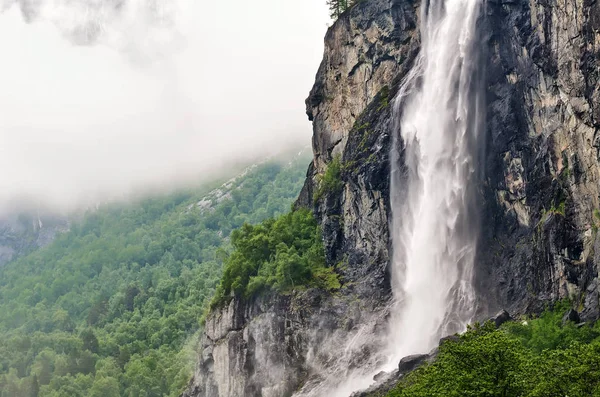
<box><xmin>0</xmin><ymin>153</ymin><xmax>310</xmax><ymax>397</ymax></box>
<box><xmin>0</xmin><ymin>212</ymin><xmax>69</xmax><ymax>267</ymax></box>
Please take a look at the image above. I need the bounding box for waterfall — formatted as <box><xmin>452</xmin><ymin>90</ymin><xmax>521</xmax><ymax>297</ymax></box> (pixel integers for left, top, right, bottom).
<box><xmin>388</xmin><ymin>0</ymin><xmax>483</xmax><ymax>361</ymax></box>
<box><xmin>295</xmin><ymin>0</ymin><xmax>484</xmax><ymax>395</ymax></box>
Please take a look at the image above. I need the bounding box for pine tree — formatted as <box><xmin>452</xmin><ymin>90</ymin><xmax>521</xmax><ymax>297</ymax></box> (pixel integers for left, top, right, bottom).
<box><xmin>327</xmin><ymin>0</ymin><xmax>354</xmax><ymax>19</ymax></box>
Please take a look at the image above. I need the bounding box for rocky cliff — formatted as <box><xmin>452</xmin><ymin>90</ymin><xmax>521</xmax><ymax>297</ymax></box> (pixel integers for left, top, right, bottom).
<box><xmin>0</xmin><ymin>211</ymin><xmax>69</xmax><ymax>267</ymax></box>
<box><xmin>184</xmin><ymin>0</ymin><xmax>600</xmax><ymax>395</ymax></box>
<box><xmin>476</xmin><ymin>0</ymin><xmax>600</xmax><ymax>321</ymax></box>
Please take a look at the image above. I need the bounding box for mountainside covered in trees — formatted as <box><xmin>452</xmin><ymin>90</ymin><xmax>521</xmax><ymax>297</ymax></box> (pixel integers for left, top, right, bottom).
<box><xmin>0</xmin><ymin>153</ymin><xmax>311</xmax><ymax>397</ymax></box>
<box><xmin>183</xmin><ymin>0</ymin><xmax>600</xmax><ymax>395</ymax></box>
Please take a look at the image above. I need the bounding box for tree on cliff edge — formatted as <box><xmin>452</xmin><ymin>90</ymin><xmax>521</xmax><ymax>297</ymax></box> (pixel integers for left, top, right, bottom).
<box><xmin>327</xmin><ymin>0</ymin><xmax>357</xmax><ymax>19</ymax></box>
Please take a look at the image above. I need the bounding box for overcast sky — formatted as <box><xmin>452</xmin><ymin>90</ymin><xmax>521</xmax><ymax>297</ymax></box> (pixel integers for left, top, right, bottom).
<box><xmin>0</xmin><ymin>0</ymin><xmax>330</xmax><ymax>213</ymax></box>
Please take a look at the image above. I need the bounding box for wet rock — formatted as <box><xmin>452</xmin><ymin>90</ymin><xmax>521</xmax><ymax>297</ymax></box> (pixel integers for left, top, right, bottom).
<box><xmin>350</xmin><ymin>370</ymin><xmax>400</xmax><ymax>397</ymax></box>
<box><xmin>439</xmin><ymin>335</ymin><xmax>460</xmax><ymax>345</ymax></box>
<box><xmin>398</xmin><ymin>354</ymin><xmax>429</xmax><ymax>373</ymax></box>
<box><xmin>477</xmin><ymin>0</ymin><xmax>600</xmax><ymax>322</ymax></box>
<box><xmin>562</xmin><ymin>309</ymin><xmax>581</xmax><ymax>325</ymax></box>
<box><xmin>373</xmin><ymin>371</ymin><xmax>388</xmax><ymax>382</ymax></box>
<box><xmin>491</xmin><ymin>310</ymin><xmax>512</xmax><ymax>328</ymax></box>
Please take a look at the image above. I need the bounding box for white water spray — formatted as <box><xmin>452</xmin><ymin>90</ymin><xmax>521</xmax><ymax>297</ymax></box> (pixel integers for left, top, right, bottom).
<box><xmin>388</xmin><ymin>0</ymin><xmax>483</xmax><ymax>362</ymax></box>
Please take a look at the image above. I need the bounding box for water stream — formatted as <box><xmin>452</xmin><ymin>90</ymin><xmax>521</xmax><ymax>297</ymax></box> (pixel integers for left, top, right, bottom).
<box><xmin>327</xmin><ymin>0</ymin><xmax>484</xmax><ymax>393</ymax></box>
<box><xmin>387</xmin><ymin>0</ymin><xmax>483</xmax><ymax>362</ymax></box>
<box><xmin>291</xmin><ymin>0</ymin><xmax>484</xmax><ymax>395</ymax></box>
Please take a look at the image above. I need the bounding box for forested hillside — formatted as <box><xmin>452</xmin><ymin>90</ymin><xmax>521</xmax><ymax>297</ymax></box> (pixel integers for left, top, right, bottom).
<box><xmin>0</xmin><ymin>153</ymin><xmax>310</xmax><ymax>397</ymax></box>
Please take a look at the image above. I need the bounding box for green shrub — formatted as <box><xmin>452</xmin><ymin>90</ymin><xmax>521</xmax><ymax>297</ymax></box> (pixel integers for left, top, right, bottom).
<box><xmin>327</xmin><ymin>0</ymin><xmax>361</xmax><ymax>19</ymax></box>
<box><xmin>383</xmin><ymin>305</ymin><xmax>600</xmax><ymax>397</ymax></box>
<box><xmin>502</xmin><ymin>301</ymin><xmax>598</xmax><ymax>353</ymax></box>
<box><xmin>314</xmin><ymin>155</ymin><xmax>343</xmax><ymax>203</ymax></box>
<box><xmin>377</xmin><ymin>86</ymin><xmax>390</xmax><ymax>111</ymax></box>
<box><xmin>210</xmin><ymin>209</ymin><xmax>338</xmax><ymax>309</ymax></box>
<box><xmin>386</xmin><ymin>322</ymin><xmax>527</xmax><ymax>397</ymax></box>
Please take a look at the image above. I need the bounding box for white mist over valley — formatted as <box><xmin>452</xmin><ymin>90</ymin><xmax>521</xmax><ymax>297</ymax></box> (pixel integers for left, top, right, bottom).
<box><xmin>0</xmin><ymin>0</ymin><xmax>329</xmax><ymax>212</ymax></box>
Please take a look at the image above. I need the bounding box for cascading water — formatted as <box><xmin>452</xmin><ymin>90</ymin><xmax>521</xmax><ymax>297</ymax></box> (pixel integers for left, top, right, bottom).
<box><xmin>388</xmin><ymin>0</ymin><xmax>483</xmax><ymax>362</ymax></box>
<box><xmin>291</xmin><ymin>1</ymin><xmax>483</xmax><ymax>396</ymax></box>
<box><xmin>296</xmin><ymin>0</ymin><xmax>484</xmax><ymax>395</ymax></box>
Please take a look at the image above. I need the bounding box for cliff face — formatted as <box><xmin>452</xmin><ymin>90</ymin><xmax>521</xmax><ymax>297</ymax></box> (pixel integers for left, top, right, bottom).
<box><xmin>184</xmin><ymin>1</ymin><xmax>419</xmax><ymax>395</ymax></box>
<box><xmin>478</xmin><ymin>0</ymin><xmax>600</xmax><ymax>319</ymax></box>
<box><xmin>0</xmin><ymin>212</ymin><xmax>69</xmax><ymax>267</ymax></box>
<box><xmin>184</xmin><ymin>0</ymin><xmax>600</xmax><ymax>395</ymax></box>
<box><xmin>305</xmin><ymin>0</ymin><xmax>419</xmax><ymax>173</ymax></box>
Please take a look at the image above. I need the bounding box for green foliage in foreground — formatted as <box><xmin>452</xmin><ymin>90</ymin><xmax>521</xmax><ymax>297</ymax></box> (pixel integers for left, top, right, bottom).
<box><xmin>0</xmin><ymin>155</ymin><xmax>310</xmax><ymax>397</ymax></box>
<box><xmin>382</xmin><ymin>303</ymin><xmax>600</xmax><ymax>397</ymax></box>
<box><xmin>211</xmin><ymin>208</ymin><xmax>339</xmax><ymax>309</ymax></box>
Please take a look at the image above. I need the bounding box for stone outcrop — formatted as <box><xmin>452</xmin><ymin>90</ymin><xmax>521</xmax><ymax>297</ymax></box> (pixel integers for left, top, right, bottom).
<box><xmin>305</xmin><ymin>0</ymin><xmax>419</xmax><ymax>173</ymax></box>
<box><xmin>491</xmin><ymin>310</ymin><xmax>513</xmax><ymax>328</ymax></box>
<box><xmin>184</xmin><ymin>0</ymin><xmax>600</xmax><ymax>395</ymax></box>
<box><xmin>562</xmin><ymin>308</ymin><xmax>582</xmax><ymax>324</ymax></box>
<box><xmin>182</xmin><ymin>289</ymin><xmax>391</xmax><ymax>397</ymax></box>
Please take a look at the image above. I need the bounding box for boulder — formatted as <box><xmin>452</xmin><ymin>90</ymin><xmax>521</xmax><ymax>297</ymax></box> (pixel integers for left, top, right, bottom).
<box><xmin>439</xmin><ymin>335</ymin><xmax>460</xmax><ymax>346</ymax></box>
<box><xmin>491</xmin><ymin>310</ymin><xmax>512</xmax><ymax>328</ymax></box>
<box><xmin>398</xmin><ymin>354</ymin><xmax>429</xmax><ymax>373</ymax></box>
<box><xmin>373</xmin><ymin>371</ymin><xmax>388</xmax><ymax>382</ymax></box>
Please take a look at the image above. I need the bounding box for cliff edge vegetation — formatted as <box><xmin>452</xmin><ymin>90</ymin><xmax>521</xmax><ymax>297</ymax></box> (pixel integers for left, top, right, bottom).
<box><xmin>210</xmin><ymin>208</ymin><xmax>339</xmax><ymax>310</ymax></box>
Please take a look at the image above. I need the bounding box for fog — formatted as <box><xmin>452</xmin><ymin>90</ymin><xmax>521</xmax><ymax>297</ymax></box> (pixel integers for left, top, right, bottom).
<box><xmin>0</xmin><ymin>0</ymin><xmax>330</xmax><ymax>213</ymax></box>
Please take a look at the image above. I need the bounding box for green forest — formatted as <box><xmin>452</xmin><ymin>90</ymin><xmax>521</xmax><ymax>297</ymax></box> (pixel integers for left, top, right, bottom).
<box><xmin>6</xmin><ymin>151</ymin><xmax>600</xmax><ymax>397</ymax></box>
<box><xmin>0</xmin><ymin>153</ymin><xmax>311</xmax><ymax>397</ymax></box>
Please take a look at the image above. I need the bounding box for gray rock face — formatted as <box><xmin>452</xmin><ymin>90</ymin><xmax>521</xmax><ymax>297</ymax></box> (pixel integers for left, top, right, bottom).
<box><xmin>183</xmin><ymin>290</ymin><xmax>390</xmax><ymax>397</ymax></box>
<box><xmin>0</xmin><ymin>212</ymin><xmax>69</xmax><ymax>267</ymax></box>
<box><xmin>476</xmin><ymin>0</ymin><xmax>600</xmax><ymax>321</ymax></box>
<box><xmin>305</xmin><ymin>0</ymin><xmax>420</xmax><ymax>173</ymax></box>
<box><xmin>184</xmin><ymin>0</ymin><xmax>600</xmax><ymax>395</ymax></box>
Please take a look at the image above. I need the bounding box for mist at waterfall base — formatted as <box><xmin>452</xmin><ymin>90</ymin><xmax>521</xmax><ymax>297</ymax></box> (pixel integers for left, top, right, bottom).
<box><xmin>298</xmin><ymin>0</ymin><xmax>485</xmax><ymax>395</ymax></box>
<box><xmin>0</xmin><ymin>0</ymin><xmax>329</xmax><ymax>213</ymax></box>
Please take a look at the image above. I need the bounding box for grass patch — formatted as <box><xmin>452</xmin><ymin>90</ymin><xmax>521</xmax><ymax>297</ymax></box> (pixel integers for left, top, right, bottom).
<box><xmin>377</xmin><ymin>85</ymin><xmax>390</xmax><ymax>112</ymax></box>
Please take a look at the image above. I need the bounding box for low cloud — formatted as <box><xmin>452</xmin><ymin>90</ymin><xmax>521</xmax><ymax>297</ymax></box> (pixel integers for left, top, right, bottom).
<box><xmin>0</xmin><ymin>0</ymin><xmax>329</xmax><ymax>213</ymax></box>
